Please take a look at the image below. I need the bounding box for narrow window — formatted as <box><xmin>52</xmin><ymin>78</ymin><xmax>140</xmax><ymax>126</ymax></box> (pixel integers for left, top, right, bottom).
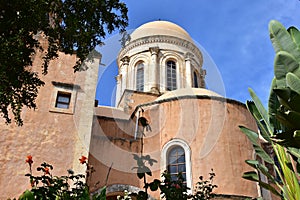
<box><xmin>136</xmin><ymin>63</ymin><xmax>144</xmax><ymax>91</ymax></box>
<box><xmin>193</xmin><ymin>71</ymin><xmax>199</xmax><ymax>88</ymax></box>
<box><xmin>166</xmin><ymin>60</ymin><xmax>177</xmax><ymax>91</ymax></box>
<box><xmin>55</xmin><ymin>92</ymin><xmax>71</xmax><ymax>109</ymax></box>
<box><xmin>168</xmin><ymin>146</ymin><xmax>186</xmax><ymax>184</ymax></box>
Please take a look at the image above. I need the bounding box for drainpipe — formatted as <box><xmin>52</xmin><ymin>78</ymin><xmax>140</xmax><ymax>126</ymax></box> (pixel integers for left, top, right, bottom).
<box><xmin>134</xmin><ymin>110</ymin><xmax>140</xmax><ymax>140</ymax></box>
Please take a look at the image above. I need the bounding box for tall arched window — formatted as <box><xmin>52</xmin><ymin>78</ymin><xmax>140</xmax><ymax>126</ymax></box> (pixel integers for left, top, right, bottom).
<box><xmin>162</xmin><ymin>139</ymin><xmax>192</xmax><ymax>191</ymax></box>
<box><xmin>193</xmin><ymin>71</ymin><xmax>199</xmax><ymax>88</ymax></box>
<box><xmin>136</xmin><ymin>62</ymin><xmax>144</xmax><ymax>91</ymax></box>
<box><xmin>166</xmin><ymin>60</ymin><xmax>177</xmax><ymax>91</ymax></box>
<box><xmin>168</xmin><ymin>146</ymin><xmax>186</xmax><ymax>184</ymax></box>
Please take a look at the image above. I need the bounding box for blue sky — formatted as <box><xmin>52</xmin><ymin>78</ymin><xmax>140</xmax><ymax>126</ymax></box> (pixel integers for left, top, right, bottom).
<box><xmin>96</xmin><ymin>0</ymin><xmax>300</xmax><ymax>107</ymax></box>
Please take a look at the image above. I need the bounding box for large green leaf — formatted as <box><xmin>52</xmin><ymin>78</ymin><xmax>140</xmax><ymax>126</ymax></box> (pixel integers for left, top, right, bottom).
<box><xmin>274</xmin><ymin>51</ymin><xmax>300</xmax><ymax>84</ymax></box>
<box><xmin>272</xmin><ymin>130</ymin><xmax>300</xmax><ymax>148</ymax></box>
<box><xmin>287</xmin><ymin>72</ymin><xmax>300</xmax><ymax>94</ymax></box>
<box><xmin>242</xmin><ymin>171</ymin><xmax>281</xmax><ymax>197</ymax></box>
<box><xmin>245</xmin><ymin>160</ymin><xmax>276</xmax><ymax>183</ymax></box>
<box><xmin>276</xmin><ymin>145</ymin><xmax>300</xmax><ymax>200</ymax></box>
<box><xmin>93</xmin><ymin>186</ymin><xmax>106</xmax><ymax>200</ymax></box>
<box><xmin>249</xmin><ymin>88</ymin><xmax>272</xmax><ymax>132</ymax></box>
<box><xmin>274</xmin><ymin>89</ymin><xmax>300</xmax><ymax>114</ymax></box>
<box><xmin>269</xmin><ymin>20</ymin><xmax>300</xmax><ymax>61</ymax></box>
<box><xmin>276</xmin><ymin>109</ymin><xmax>300</xmax><ymax>130</ymax></box>
<box><xmin>288</xmin><ymin>92</ymin><xmax>300</xmax><ymax>113</ymax></box>
<box><xmin>288</xmin><ymin>147</ymin><xmax>300</xmax><ymax>159</ymax></box>
<box><xmin>273</xmin><ymin>88</ymin><xmax>291</xmax><ymax>110</ymax></box>
<box><xmin>243</xmin><ymin>171</ymin><xmax>259</xmax><ymax>181</ymax></box>
<box><xmin>288</xmin><ymin>26</ymin><xmax>300</xmax><ymax>49</ymax></box>
<box><xmin>269</xmin><ymin>79</ymin><xmax>282</xmax><ymax>131</ymax></box>
<box><xmin>19</xmin><ymin>190</ymin><xmax>34</xmax><ymax>200</ymax></box>
<box><xmin>259</xmin><ymin>180</ymin><xmax>282</xmax><ymax>197</ymax></box>
<box><xmin>246</xmin><ymin>101</ymin><xmax>271</xmax><ymax>142</ymax></box>
<box><xmin>287</xmin><ymin>147</ymin><xmax>300</xmax><ymax>174</ymax></box>
<box><xmin>239</xmin><ymin>126</ymin><xmax>274</xmax><ymax>164</ymax></box>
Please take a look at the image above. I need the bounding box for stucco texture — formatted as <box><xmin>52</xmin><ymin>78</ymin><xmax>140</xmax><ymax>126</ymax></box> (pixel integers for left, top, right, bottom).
<box><xmin>89</xmin><ymin>94</ymin><xmax>258</xmax><ymax>199</ymax></box>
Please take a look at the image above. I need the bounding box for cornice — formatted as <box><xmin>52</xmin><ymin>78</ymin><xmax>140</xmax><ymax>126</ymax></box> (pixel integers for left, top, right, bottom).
<box><xmin>118</xmin><ymin>35</ymin><xmax>203</xmax><ymax>65</ymax></box>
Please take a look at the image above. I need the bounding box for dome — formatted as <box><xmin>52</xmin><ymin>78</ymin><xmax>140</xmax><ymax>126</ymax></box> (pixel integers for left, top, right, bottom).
<box><xmin>155</xmin><ymin>88</ymin><xmax>222</xmax><ymax>102</ymax></box>
<box><xmin>130</xmin><ymin>21</ymin><xmax>194</xmax><ymax>43</ymax></box>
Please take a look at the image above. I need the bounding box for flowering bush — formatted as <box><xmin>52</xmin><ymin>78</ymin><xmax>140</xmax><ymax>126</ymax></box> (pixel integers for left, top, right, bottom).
<box><xmin>18</xmin><ymin>155</ymin><xmax>106</xmax><ymax>200</ymax></box>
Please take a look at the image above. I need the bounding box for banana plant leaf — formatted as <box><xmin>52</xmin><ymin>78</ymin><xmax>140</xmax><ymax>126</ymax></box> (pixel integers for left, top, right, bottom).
<box><xmin>93</xmin><ymin>186</ymin><xmax>106</xmax><ymax>200</ymax></box>
<box><xmin>274</xmin><ymin>88</ymin><xmax>300</xmax><ymax>114</ymax></box>
<box><xmin>239</xmin><ymin>126</ymin><xmax>274</xmax><ymax>164</ymax></box>
<box><xmin>269</xmin><ymin>79</ymin><xmax>282</xmax><ymax>132</ymax></box>
<box><xmin>269</xmin><ymin>20</ymin><xmax>300</xmax><ymax>61</ymax></box>
<box><xmin>242</xmin><ymin>171</ymin><xmax>281</xmax><ymax>197</ymax></box>
<box><xmin>245</xmin><ymin>159</ymin><xmax>276</xmax><ymax>183</ymax></box>
<box><xmin>287</xmin><ymin>147</ymin><xmax>300</xmax><ymax>174</ymax></box>
<box><xmin>272</xmin><ymin>130</ymin><xmax>300</xmax><ymax>148</ymax></box>
<box><xmin>249</xmin><ymin>88</ymin><xmax>271</xmax><ymax>128</ymax></box>
<box><xmin>246</xmin><ymin>101</ymin><xmax>272</xmax><ymax>142</ymax></box>
<box><xmin>287</xmin><ymin>72</ymin><xmax>300</xmax><ymax>94</ymax></box>
<box><xmin>288</xmin><ymin>26</ymin><xmax>300</xmax><ymax>49</ymax></box>
<box><xmin>274</xmin><ymin>51</ymin><xmax>300</xmax><ymax>86</ymax></box>
<box><xmin>276</xmin><ymin>109</ymin><xmax>300</xmax><ymax>130</ymax></box>
<box><xmin>273</xmin><ymin>88</ymin><xmax>292</xmax><ymax>111</ymax></box>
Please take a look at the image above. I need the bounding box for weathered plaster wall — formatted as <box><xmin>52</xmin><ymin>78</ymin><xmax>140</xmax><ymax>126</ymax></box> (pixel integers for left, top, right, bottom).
<box><xmin>91</xmin><ymin>97</ymin><xmax>258</xmax><ymax>199</ymax></box>
<box><xmin>0</xmin><ymin>44</ymin><xmax>100</xmax><ymax>199</ymax></box>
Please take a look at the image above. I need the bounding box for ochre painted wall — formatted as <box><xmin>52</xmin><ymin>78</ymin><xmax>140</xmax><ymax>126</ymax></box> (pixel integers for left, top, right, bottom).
<box><xmin>0</xmin><ymin>39</ymin><xmax>99</xmax><ymax>199</ymax></box>
<box><xmin>90</xmin><ymin>97</ymin><xmax>259</xmax><ymax>199</ymax></box>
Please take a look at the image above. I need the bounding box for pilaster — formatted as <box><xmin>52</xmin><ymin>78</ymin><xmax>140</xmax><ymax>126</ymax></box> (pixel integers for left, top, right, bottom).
<box><xmin>120</xmin><ymin>56</ymin><xmax>130</xmax><ymax>97</ymax></box>
<box><xmin>185</xmin><ymin>52</ymin><xmax>193</xmax><ymax>88</ymax></box>
<box><xmin>149</xmin><ymin>47</ymin><xmax>160</xmax><ymax>94</ymax></box>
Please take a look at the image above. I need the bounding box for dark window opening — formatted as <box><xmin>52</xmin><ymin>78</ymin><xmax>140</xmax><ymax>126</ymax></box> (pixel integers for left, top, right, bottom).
<box><xmin>55</xmin><ymin>92</ymin><xmax>71</xmax><ymax>109</ymax></box>
<box><xmin>136</xmin><ymin>63</ymin><xmax>144</xmax><ymax>92</ymax></box>
<box><xmin>194</xmin><ymin>71</ymin><xmax>199</xmax><ymax>88</ymax></box>
<box><xmin>166</xmin><ymin>60</ymin><xmax>177</xmax><ymax>91</ymax></box>
<box><xmin>167</xmin><ymin>146</ymin><xmax>186</xmax><ymax>184</ymax></box>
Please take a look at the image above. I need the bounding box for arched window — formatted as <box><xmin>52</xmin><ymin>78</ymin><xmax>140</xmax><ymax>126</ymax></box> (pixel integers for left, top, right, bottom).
<box><xmin>136</xmin><ymin>62</ymin><xmax>144</xmax><ymax>91</ymax></box>
<box><xmin>161</xmin><ymin>139</ymin><xmax>192</xmax><ymax>191</ymax></box>
<box><xmin>193</xmin><ymin>71</ymin><xmax>199</xmax><ymax>88</ymax></box>
<box><xmin>168</xmin><ymin>146</ymin><xmax>186</xmax><ymax>184</ymax></box>
<box><xmin>166</xmin><ymin>60</ymin><xmax>177</xmax><ymax>91</ymax></box>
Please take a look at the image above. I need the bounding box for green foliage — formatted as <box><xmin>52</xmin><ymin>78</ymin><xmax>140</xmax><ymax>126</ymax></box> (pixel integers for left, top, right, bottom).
<box><xmin>191</xmin><ymin>170</ymin><xmax>217</xmax><ymax>200</ymax></box>
<box><xmin>240</xmin><ymin>20</ymin><xmax>300</xmax><ymax>200</ymax></box>
<box><xmin>117</xmin><ymin>190</ymin><xmax>133</xmax><ymax>200</ymax></box>
<box><xmin>130</xmin><ymin>154</ymin><xmax>217</xmax><ymax>200</ymax></box>
<box><xmin>0</xmin><ymin>0</ymin><xmax>128</xmax><ymax>125</ymax></box>
<box><xmin>19</xmin><ymin>156</ymin><xmax>106</xmax><ymax>200</ymax></box>
<box><xmin>21</xmin><ymin>163</ymin><xmax>89</xmax><ymax>199</ymax></box>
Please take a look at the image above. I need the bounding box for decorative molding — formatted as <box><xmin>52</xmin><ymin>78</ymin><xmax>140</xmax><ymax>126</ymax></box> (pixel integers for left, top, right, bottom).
<box><xmin>120</xmin><ymin>56</ymin><xmax>130</xmax><ymax>65</ymax></box>
<box><xmin>51</xmin><ymin>81</ymin><xmax>81</xmax><ymax>90</ymax></box>
<box><xmin>149</xmin><ymin>46</ymin><xmax>160</xmax><ymax>55</ymax></box>
<box><xmin>119</xmin><ymin>35</ymin><xmax>203</xmax><ymax>65</ymax></box>
<box><xmin>184</xmin><ymin>52</ymin><xmax>194</xmax><ymax>61</ymax></box>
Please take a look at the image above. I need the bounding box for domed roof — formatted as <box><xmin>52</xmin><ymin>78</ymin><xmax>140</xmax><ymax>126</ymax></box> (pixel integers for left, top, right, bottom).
<box><xmin>155</xmin><ymin>88</ymin><xmax>222</xmax><ymax>102</ymax></box>
<box><xmin>130</xmin><ymin>21</ymin><xmax>194</xmax><ymax>43</ymax></box>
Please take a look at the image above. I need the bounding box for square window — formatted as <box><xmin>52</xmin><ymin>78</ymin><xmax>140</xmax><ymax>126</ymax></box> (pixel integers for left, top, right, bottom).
<box><xmin>55</xmin><ymin>92</ymin><xmax>71</xmax><ymax>109</ymax></box>
<box><xmin>49</xmin><ymin>82</ymin><xmax>78</xmax><ymax>114</ymax></box>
